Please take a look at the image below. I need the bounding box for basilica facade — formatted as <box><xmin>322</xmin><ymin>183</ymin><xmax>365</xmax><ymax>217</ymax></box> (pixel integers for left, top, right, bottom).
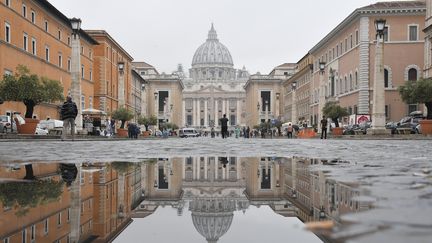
<box><xmin>181</xmin><ymin>24</ymin><xmax>250</xmax><ymax>131</ymax></box>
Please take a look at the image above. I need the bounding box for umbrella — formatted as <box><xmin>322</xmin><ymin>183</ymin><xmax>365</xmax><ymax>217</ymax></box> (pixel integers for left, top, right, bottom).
<box><xmin>82</xmin><ymin>108</ymin><xmax>107</xmax><ymax>116</ymax></box>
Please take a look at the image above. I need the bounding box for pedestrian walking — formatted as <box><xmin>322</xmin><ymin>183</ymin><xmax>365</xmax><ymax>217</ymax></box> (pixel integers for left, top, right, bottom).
<box><xmin>287</xmin><ymin>123</ymin><xmax>293</xmax><ymax>138</ymax></box>
<box><xmin>320</xmin><ymin>116</ymin><xmax>328</xmax><ymax>139</ymax></box>
<box><xmin>219</xmin><ymin>114</ymin><xmax>229</xmax><ymax>139</ymax></box>
<box><xmin>110</xmin><ymin>119</ymin><xmax>116</xmax><ymax>136</ymax></box>
<box><xmin>60</xmin><ymin>96</ymin><xmax>78</xmax><ymax>141</ymax></box>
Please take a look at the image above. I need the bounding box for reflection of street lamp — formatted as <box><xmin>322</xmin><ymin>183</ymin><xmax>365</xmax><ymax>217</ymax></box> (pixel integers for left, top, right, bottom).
<box><xmin>154</xmin><ymin>92</ymin><xmax>158</xmax><ymax>130</ymax></box>
<box><xmin>369</xmin><ymin>18</ymin><xmax>388</xmax><ymax>135</ymax></box>
<box><xmin>265</xmin><ymin>100</ymin><xmax>269</xmax><ymax>123</ymax></box>
<box><xmin>118</xmin><ymin>61</ymin><xmax>125</xmax><ymax>107</ymax></box>
<box><xmin>291</xmin><ymin>81</ymin><xmax>297</xmax><ymax>124</ymax></box>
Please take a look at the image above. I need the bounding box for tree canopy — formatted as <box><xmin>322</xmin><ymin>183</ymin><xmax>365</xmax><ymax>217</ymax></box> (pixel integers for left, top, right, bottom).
<box><xmin>399</xmin><ymin>78</ymin><xmax>432</xmax><ymax>119</ymax></box>
<box><xmin>322</xmin><ymin>101</ymin><xmax>349</xmax><ymax>127</ymax></box>
<box><xmin>0</xmin><ymin>65</ymin><xmax>64</xmax><ymax>118</ymax></box>
<box><xmin>111</xmin><ymin>107</ymin><xmax>134</xmax><ymax>128</ymax></box>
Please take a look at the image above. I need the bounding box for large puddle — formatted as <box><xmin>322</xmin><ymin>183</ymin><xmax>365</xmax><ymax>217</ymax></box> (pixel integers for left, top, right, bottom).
<box><xmin>0</xmin><ymin>157</ymin><xmax>380</xmax><ymax>243</ymax></box>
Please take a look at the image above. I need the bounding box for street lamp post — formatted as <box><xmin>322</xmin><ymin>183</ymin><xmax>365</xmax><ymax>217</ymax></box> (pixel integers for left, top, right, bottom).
<box><xmin>118</xmin><ymin>61</ymin><xmax>125</xmax><ymax>107</ymax></box>
<box><xmin>318</xmin><ymin>62</ymin><xmax>326</xmax><ymax>132</ymax></box>
<box><xmin>265</xmin><ymin>100</ymin><xmax>269</xmax><ymax>124</ymax></box>
<box><xmin>275</xmin><ymin>92</ymin><xmax>280</xmax><ymax>118</ymax></box>
<box><xmin>170</xmin><ymin>103</ymin><xmax>174</xmax><ymax>123</ymax></box>
<box><xmin>291</xmin><ymin>82</ymin><xmax>297</xmax><ymax>124</ymax></box>
<box><xmin>368</xmin><ymin>19</ymin><xmax>389</xmax><ymax>135</ymax></box>
<box><xmin>70</xmin><ymin>17</ymin><xmax>82</xmax><ymax>131</ymax></box>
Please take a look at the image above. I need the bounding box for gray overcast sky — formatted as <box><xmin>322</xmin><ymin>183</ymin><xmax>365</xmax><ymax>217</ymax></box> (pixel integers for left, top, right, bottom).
<box><xmin>49</xmin><ymin>0</ymin><xmax>395</xmax><ymax>74</ymax></box>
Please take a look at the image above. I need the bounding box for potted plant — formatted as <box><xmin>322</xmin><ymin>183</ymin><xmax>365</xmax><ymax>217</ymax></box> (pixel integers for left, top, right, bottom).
<box><xmin>0</xmin><ymin>65</ymin><xmax>63</xmax><ymax>134</ymax></box>
<box><xmin>322</xmin><ymin>101</ymin><xmax>349</xmax><ymax>136</ymax></box>
<box><xmin>399</xmin><ymin>78</ymin><xmax>432</xmax><ymax>135</ymax></box>
<box><xmin>111</xmin><ymin>107</ymin><xmax>134</xmax><ymax>137</ymax></box>
<box><xmin>137</xmin><ymin>115</ymin><xmax>157</xmax><ymax>136</ymax></box>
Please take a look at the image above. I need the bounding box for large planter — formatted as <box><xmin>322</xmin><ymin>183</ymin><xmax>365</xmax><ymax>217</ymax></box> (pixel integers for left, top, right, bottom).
<box><xmin>332</xmin><ymin>127</ymin><xmax>344</xmax><ymax>136</ymax></box>
<box><xmin>17</xmin><ymin>118</ymin><xmax>39</xmax><ymax>134</ymax></box>
<box><xmin>117</xmin><ymin>128</ymin><xmax>128</xmax><ymax>137</ymax></box>
<box><xmin>142</xmin><ymin>131</ymin><xmax>150</xmax><ymax>137</ymax></box>
<box><xmin>419</xmin><ymin>120</ymin><xmax>432</xmax><ymax>135</ymax></box>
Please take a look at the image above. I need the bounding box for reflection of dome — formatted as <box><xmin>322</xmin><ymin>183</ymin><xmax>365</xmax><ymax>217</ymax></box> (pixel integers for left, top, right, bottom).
<box><xmin>190</xmin><ymin>198</ymin><xmax>236</xmax><ymax>243</ymax></box>
<box><xmin>192</xmin><ymin>24</ymin><xmax>233</xmax><ymax>67</ymax></box>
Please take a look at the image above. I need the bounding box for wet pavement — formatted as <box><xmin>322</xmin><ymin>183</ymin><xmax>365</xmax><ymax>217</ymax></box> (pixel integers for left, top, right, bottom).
<box><xmin>0</xmin><ymin>138</ymin><xmax>431</xmax><ymax>243</ymax></box>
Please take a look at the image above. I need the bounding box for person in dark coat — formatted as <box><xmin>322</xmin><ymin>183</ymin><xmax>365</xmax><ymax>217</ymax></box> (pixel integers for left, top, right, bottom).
<box><xmin>219</xmin><ymin>114</ymin><xmax>229</xmax><ymax>139</ymax></box>
<box><xmin>60</xmin><ymin>96</ymin><xmax>78</xmax><ymax>141</ymax></box>
<box><xmin>320</xmin><ymin>116</ymin><xmax>328</xmax><ymax>139</ymax></box>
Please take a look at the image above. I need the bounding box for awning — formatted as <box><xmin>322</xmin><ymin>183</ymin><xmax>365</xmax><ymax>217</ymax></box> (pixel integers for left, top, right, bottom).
<box><xmin>82</xmin><ymin>108</ymin><xmax>107</xmax><ymax>116</ymax></box>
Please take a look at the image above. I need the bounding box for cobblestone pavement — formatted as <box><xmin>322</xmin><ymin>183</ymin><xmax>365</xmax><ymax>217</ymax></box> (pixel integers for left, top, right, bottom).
<box><xmin>1</xmin><ymin>138</ymin><xmax>432</xmax><ymax>243</ymax></box>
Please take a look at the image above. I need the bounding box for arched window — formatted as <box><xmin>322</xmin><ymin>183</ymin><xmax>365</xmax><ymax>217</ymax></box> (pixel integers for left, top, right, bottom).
<box><xmin>408</xmin><ymin>68</ymin><xmax>417</xmax><ymax>81</ymax></box>
<box><xmin>355</xmin><ymin>71</ymin><xmax>358</xmax><ymax>89</ymax></box>
<box><xmin>349</xmin><ymin>74</ymin><xmax>353</xmax><ymax>90</ymax></box>
<box><xmin>339</xmin><ymin>79</ymin><xmax>343</xmax><ymax>94</ymax></box>
<box><xmin>384</xmin><ymin>69</ymin><xmax>389</xmax><ymax>88</ymax></box>
<box><xmin>344</xmin><ymin>77</ymin><xmax>348</xmax><ymax>93</ymax></box>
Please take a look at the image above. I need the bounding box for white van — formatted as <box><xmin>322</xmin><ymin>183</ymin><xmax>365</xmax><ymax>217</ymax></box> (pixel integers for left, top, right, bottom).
<box><xmin>179</xmin><ymin>128</ymin><xmax>200</xmax><ymax>138</ymax></box>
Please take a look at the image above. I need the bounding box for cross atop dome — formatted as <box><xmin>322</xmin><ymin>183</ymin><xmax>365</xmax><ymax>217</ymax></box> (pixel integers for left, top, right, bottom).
<box><xmin>207</xmin><ymin>23</ymin><xmax>218</xmax><ymax>41</ymax></box>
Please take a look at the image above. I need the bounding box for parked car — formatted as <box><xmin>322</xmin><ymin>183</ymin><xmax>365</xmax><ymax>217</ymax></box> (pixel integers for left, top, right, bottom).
<box><xmin>179</xmin><ymin>128</ymin><xmax>200</xmax><ymax>138</ymax></box>
<box><xmin>35</xmin><ymin>125</ymin><xmax>48</xmax><ymax>135</ymax></box>
<box><xmin>0</xmin><ymin>115</ymin><xmax>17</xmax><ymax>133</ymax></box>
<box><xmin>389</xmin><ymin>116</ymin><xmax>423</xmax><ymax>134</ymax></box>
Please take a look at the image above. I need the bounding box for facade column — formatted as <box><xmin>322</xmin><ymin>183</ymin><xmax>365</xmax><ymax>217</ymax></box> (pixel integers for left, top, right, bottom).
<box><xmin>182</xmin><ymin>159</ymin><xmax>185</xmax><ymax>180</ymax></box>
<box><xmin>182</xmin><ymin>100</ymin><xmax>186</xmax><ymax>127</ymax></box>
<box><xmin>292</xmin><ymin>90</ymin><xmax>297</xmax><ymax>124</ymax></box>
<box><xmin>118</xmin><ymin>64</ymin><xmax>125</xmax><ymax>107</ymax></box>
<box><xmin>236</xmin><ymin>99</ymin><xmax>241</xmax><ymax>126</ymax></box>
<box><xmin>204</xmin><ymin>99</ymin><xmax>208</xmax><ymax>127</ymax></box>
<box><xmin>236</xmin><ymin>160</ymin><xmax>240</xmax><ymax>180</ymax></box>
<box><xmin>204</xmin><ymin>158</ymin><xmax>208</xmax><ymax>180</ymax></box>
<box><xmin>69</xmin><ymin>164</ymin><xmax>81</xmax><ymax>243</ymax></box>
<box><xmin>196</xmin><ymin>159</ymin><xmax>200</xmax><ymax>180</ymax></box>
<box><xmin>192</xmin><ymin>99</ymin><xmax>197</xmax><ymax>126</ymax></box>
<box><xmin>197</xmin><ymin>99</ymin><xmax>201</xmax><ymax>127</ymax></box>
<box><xmin>215</xmin><ymin>100</ymin><xmax>219</xmax><ymax>126</ymax></box>
<box><xmin>215</xmin><ymin>159</ymin><xmax>218</xmax><ymax>180</ymax></box>
<box><xmin>192</xmin><ymin>158</ymin><xmax>197</xmax><ymax>180</ymax></box>
<box><xmin>222</xmin><ymin>99</ymin><xmax>226</xmax><ymax>116</ymax></box>
<box><xmin>222</xmin><ymin>164</ymin><xmax>226</xmax><ymax>180</ymax></box>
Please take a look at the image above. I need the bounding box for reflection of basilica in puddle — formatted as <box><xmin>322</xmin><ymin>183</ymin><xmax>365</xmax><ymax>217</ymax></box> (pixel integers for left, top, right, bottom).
<box><xmin>0</xmin><ymin>157</ymin><xmax>371</xmax><ymax>243</ymax></box>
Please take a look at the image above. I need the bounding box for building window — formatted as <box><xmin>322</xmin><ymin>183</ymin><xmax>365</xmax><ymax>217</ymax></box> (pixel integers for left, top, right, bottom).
<box><xmin>89</xmin><ymin>96</ymin><xmax>93</xmax><ymax>109</ymax></box>
<box><xmin>355</xmin><ymin>30</ymin><xmax>359</xmax><ymax>45</ymax></box>
<box><xmin>408</xmin><ymin>104</ymin><xmax>418</xmax><ymax>114</ymax></box>
<box><xmin>31</xmin><ymin>11</ymin><xmax>36</xmax><ymax>24</ymax></box>
<box><xmin>89</xmin><ymin>69</ymin><xmax>92</xmax><ymax>81</ymax></box>
<box><xmin>355</xmin><ymin>71</ymin><xmax>358</xmax><ymax>89</ymax></box>
<box><xmin>81</xmin><ymin>95</ymin><xmax>85</xmax><ymax>111</ymax></box>
<box><xmin>67</xmin><ymin>36</ymin><xmax>71</xmax><ymax>46</ymax></box>
<box><xmin>81</xmin><ymin>65</ymin><xmax>84</xmax><ymax>79</ymax></box>
<box><xmin>230</xmin><ymin>115</ymin><xmax>236</xmax><ymax>126</ymax></box>
<box><xmin>58</xmin><ymin>53</ymin><xmax>63</xmax><ymax>68</ymax></box>
<box><xmin>5</xmin><ymin>0</ymin><xmax>10</xmax><ymax>7</ymax></box>
<box><xmin>409</xmin><ymin>25</ymin><xmax>418</xmax><ymax>41</ymax></box>
<box><xmin>349</xmin><ymin>74</ymin><xmax>353</xmax><ymax>90</ymax></box>
<box><xmin>5</xmin><ymin>23</ymin><xmax>11</xmax><ymax>43</ymax></box>
<box><xmin>408</xmin><ymin>68</ymin><xmax>418</xmax><ymax>81</ymax></box>
<box><xmin>44</xmin><ymin>20</ymin><xmax>48</xmax><ymax>32</ymax></box>
<box><xmin>31</xmin><ymin>38</ymin><xmax>36</xmax><ymax>55</ymax></box>
<box><xmin>345</xmin><ymin>38</ymin><xmax>347</xmax><ymax>51</ymax></box>
<box><xmin>383</xmin><ymin>26</ymin><xmax>389</xmax><ymax>42</ymax></box>
<box><xmin>344</xmin><ymin>77</ymin><xmax>348</xmax><ymax>93</ymax></box>
<box><xmin>384</xmin><ymin>69</ymin><xmax>389</xmax><ymax>88</ymax></box>
<box><xmin>45</xmin><ymin>46</ymin><xmax>50</xmax><ymax>62</ymax></box>
<box><xmin>44</xmin><ymin>218</ymin><xmax>49</xmax><ymax>234</ymax></box>
<box><xmin>22</xmin><ymin>229</ymin><xmax>26</xmax><ymax>243</ymax></box>
<box><xmin>67</xmin><ymin>58</ymin><xmax>71</xmax><ymax>72</ymax></box>
<box><xmin>23</xmin><ymin>33</ymin><xmax>28</xmax><ymax>51</ymax></box>
<box><xmin>67</xmin><ymin>208</ymin><xmax>71</xmax><ymax>221</ymax></box>
<box><xmin>187</xmin><ymin>115</ymin><xmax>192</xmax><ymax>126</ymax></box>
<box><xmin>350</xmin><ymin>34</ymin><xmax>353</xmax><ymax>48</ymax></box>
<box><xmin>57</xmin><ymin>212</ymin><xmax>62</xmax><ymax>225</ymax></box>
<box><xmin>30</xmin><ymin>225</ymin><xmax>35</xmax><ymax>241</ymax></box>
<box><xmin>81</xmin><ymin>46</ymin><xmax>84</xmax><ymax>54</ymax></box>
<box><xmin>354</xmin><ymin>105</ymin><xmax>358</xmax><ymax>114</ymax></box>
<box><xmin>385</xmin><ymin>105</ymin><xmax>390</xmax><ymax>118</ymax></box>
<box><xmin>22</xmin><ymin>4</ymin><xmax>27</xmax><ymax>18</ymax></box>
<box><xmin>58</xmin><ymin>30</ymin><xmax>61</xmax><ymax>40</ymax></box>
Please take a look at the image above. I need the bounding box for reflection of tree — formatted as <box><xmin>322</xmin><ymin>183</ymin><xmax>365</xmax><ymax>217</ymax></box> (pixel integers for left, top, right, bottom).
<box><xmin>60</xmin><ymin>163</ymin><xmax>78</xmax><ymax>187</ymax></box>
<box><xmin>111</xmin><ymin>162</ymin><xmax>136</xmax><ymax>173</ymax></box>
<box><xmin>0</xmin><ymin>164</ymin><xmax>63</xmax><ymax>216</ymax></box>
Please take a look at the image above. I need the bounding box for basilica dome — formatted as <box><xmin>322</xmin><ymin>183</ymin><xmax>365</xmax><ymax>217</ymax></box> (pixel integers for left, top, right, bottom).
<box><xmin>192</xmin><ymin>24</ymin><xmax>234</xmax><ymax>67</ymax></box>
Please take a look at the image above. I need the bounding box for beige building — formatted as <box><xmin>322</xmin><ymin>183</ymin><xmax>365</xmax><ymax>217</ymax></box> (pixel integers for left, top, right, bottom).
<box><xmin>283</xmin><ymin>55</ymin><xmax>313</xmax><ymax>125</ymax></box>
<box><xmin>308</xmin><ymin>1</ymin><xmax>426</xmax><ymax>125</ymax></box>
<box><xmin>425</xmin><ymin>0</ymin><xmax>432</xmax><ymax>81</ymax></box>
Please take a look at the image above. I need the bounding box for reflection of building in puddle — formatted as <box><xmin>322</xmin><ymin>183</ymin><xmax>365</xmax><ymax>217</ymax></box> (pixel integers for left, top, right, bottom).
<box><xmin>0</xmin><ymin>162</ymin><xmax>143</xmax><ymax>243</ymax></box>
<box><xmin>283</xmin><ymin>157</ymin><xmax>372</xmax><ymax>223</ymax></box>
<box><xmin>135</xmin><ymin>157</ymin><xmax>298</xmax><ymax>242</ymax></box>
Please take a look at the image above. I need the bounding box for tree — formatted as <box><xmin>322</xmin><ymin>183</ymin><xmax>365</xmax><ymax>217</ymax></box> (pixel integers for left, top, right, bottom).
<box><xmin>0</xmin><ymin>164</ymin><xmax>64</xmax><ymax>216</ymax></box>
<box><xmin>111</xmin><ymin>162</ymin><xmax>136</xmax><ymax>174</ymax></box>
<box><xmin>322</xmin><ymin>101</ymin><xmax>349</xmax><ymax>127</ymax></box>
<box><xmin>137</xmin><ymin>115</ymin><xmax>158</xmax><ymax>131</ymax></box>
<box><xmin>160</xmin><ymin>122</ymin><xmax>179</xmax><ymax>130</ymax></box>
<box><xmin>111</xmin><ymin>107</ymin><xmax>134</xmax><ymax>129</ymax></box>
<box><xmin>399</xmin><ymin>78</ymin><xmax>432</xmax><ymax>119</ymax></box>
<box><xmin>0</xmin><ymin>65</ymin><xmax>64</xmax><ymax>118</ymax></box>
